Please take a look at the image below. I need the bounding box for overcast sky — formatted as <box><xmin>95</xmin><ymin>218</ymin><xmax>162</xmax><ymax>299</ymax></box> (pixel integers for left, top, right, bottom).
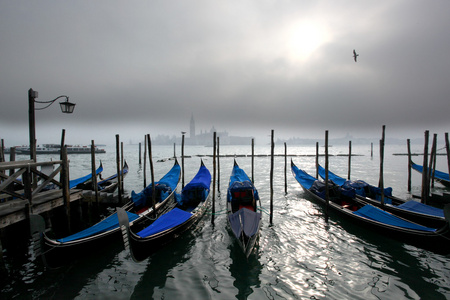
<box><xmin>1</xmin><ymin>1</ymin><xmax>449</xmax><ymax>146</ymax></box>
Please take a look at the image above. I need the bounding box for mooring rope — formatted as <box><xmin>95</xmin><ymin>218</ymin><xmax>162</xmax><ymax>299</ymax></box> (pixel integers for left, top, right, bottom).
<box><xmin>205</xmin><ymin>208</ymin><xmax>227</xmax><ymax>215</ymax></box>
<box><xmin>204</xmin><ymin>207</ymin><xmax>270</xmax><ymax>216</ymax></box>
<box><xmin>142</xmin><ymin>213</ymin><xmax>159</xmax><ymax>221</ymax></box>
<box><xmin>258</xmin><ymin>206</ymin><xmax>270</xmax><ymax>215</ymax></box>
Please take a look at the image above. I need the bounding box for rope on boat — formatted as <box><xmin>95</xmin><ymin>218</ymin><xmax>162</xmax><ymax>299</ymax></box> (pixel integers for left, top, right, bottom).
<box><xmin>204</xmin><ymin>207</ymin><xmax>270</xmax><ymax>216</ymax></box>
<box><xmin>258</xmin><ymin>206</ymin><xmax>270</xmax><ymax>215</ymax></box>
<box><xmin>435</xmin><ymin>227</ymin><xmax>450</xmax><ymax>242</ymax></box>
<box><xmin>205</xmin><ymin>208</ymin><xmax>227</xmax><ymax>215</ymax></box>
<box><xmin>142</xmin><ymin>214</ymin><xmax>159</xmax><ymax>221</ymax></box>
<box><xmin>40</xmin><ymin>245</ymin><xmax>57</xmax><ymax>257</ymax></box>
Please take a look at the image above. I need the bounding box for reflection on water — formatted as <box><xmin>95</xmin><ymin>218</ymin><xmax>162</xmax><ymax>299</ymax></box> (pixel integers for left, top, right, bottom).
<box><xmin>2</xmin><ymin>144</ymin><xmax>450</xmax><ymax>299</ymax></box>
<box><xmin>131</xmin><ymin>232</ymin><xmax>194</xmax><ymax>299</ymax></box>
<box><xmin>229</xmin><ymin>235</ymin><xmax>262</xmax><ymax>299</ymax></box>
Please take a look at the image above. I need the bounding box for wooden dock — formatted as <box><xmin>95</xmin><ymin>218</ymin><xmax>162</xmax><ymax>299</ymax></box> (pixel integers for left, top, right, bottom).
<box><xmin>0</xmin><ymin>189</ymin><xmax>83</xmax><ymax>229</ymax></box>
<box><xmin>0</xmin><ymin>158</ymin><xmax>75</xmax><ymax>230</ymax></box>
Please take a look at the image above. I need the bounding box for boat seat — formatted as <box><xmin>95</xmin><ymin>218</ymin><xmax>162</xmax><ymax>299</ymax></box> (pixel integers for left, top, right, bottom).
<box><xmin>136</xmin><ymin>206</ymin><xmax>149</xmax><ymax>214</ymax></box>
<box><xmin>239</xmin><ymin>204</ymin><xmax>255</xmax><ymax>212</ymax></box>
<box><xmin>342</xmin><ymin>204</ymin><xmax>358</xmax><ymax>211</ymax></box>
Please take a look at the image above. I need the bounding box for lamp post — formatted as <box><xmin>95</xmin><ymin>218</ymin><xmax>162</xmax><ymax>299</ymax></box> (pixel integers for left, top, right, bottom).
<box><xmin>28</xmin><ymin>88</ymin><xmax>76</xmax><ymax>161</ymax></box>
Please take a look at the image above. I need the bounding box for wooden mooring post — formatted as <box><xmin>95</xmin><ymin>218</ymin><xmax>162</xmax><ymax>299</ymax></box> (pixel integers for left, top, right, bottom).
<box><xmin>115</xmin><ymin>134</ymin><xmax>123</xmax><ymax>205</ymax></box>
<box><xmin>9</xmin><ymin>147</ymin><xmax>16</xmax><ymax>176</ymax></box>
<box><xmin>325</xmin><ymin>131</ymin><xmax>329</xmax><ymax>222</ymax></box>
<box><xmin>284</xmin><ymin>142</ymin><xmax>287</xmax><ymax>195</ymax></box>
<box><xmin>315</xmin><ymin>142</ymin><xmax>319</xmax><ymax>179</ymax></box>
<box><xmin>217</xmin><ymin>136</ymin><xmax>220</xmax><ymax>193</ymax></box>
<box><xmin>61</xmin><ymin>145</ymin><xmax>71</xmax><ymax>232</ymax></box>
<box><xmin>211</xmin><ymin>132</ymin><xmax>216</xmax><ymax>225</ymax></box>
<box><xmin>147</xmin><ymin>134</ymin><xmax>156</xmax><ymax>219</ymax></box>
<box><xmin>270</xmin><ymin>129</ymin><xmax>274</xmax><ymax>225</ymax></box>
<box><xmin>379</xmin><ymin>125</ymin><xmax>386</xmax><ymax>207</ymax></box>
<box><xmin>139</xmin><ymin>142</ymin><xmax>142</xmax><ymax>165</ymax></box>
<box><xmin>348</xmin><ymin>141</ymin><xmax>352</xmax><ymax>180</ymax></box>
<box><xmin>407</xmin><ymin>139</ymin><xmax>412</xmax><ymax>192</ymax></box>
<box><xmin>121</xmin><ymin>141</ymin><xmax>124</xmax><ymax>192</ymax></box>
<box><xmin>446</xmin><ymin>133</ymin><xmax>450</xmax><ymax>181</ymax></box>
<box><xmin>144</xmin><ymin>135</ymin><xmax>147</xmax><ymax>187</ymax></box>
<box><xmin>182</xmin><ymin>133</ymin><xmax>185</xmax><ymax>189</ymax></box>
<box><xmin>429</xmin><ymin>134</ymin><xmax>437</xmax><ymax>188</ymax></box>
<box><xmin>251</xmin><ymin>139</ymin><xmax>254</xmax><ymax>183</ymax></box>
<box><xmin>0</xmin><ymin>139</ymin><xmax>4</xmax><ymax>162</ymax></box>
<box><xmin>421</xmin><ymin>130</ymin><xmax>429</xmax><ymax>204</ymax></box>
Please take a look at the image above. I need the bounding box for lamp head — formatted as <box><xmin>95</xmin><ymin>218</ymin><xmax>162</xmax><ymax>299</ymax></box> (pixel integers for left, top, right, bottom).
<box><xmin>60</xmin><ymin>98</ymin><xmax>76</xmax><ymax>114</ymax></box>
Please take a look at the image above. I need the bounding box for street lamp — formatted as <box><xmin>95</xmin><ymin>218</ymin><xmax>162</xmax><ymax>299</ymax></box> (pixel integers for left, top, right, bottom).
<box><xmin>28</xmin><ymin>88</ymin><xmax>76</xmax><ymax>161</ymax></box>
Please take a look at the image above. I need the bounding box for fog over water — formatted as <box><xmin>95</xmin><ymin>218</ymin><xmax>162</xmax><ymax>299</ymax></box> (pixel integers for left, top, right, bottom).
<box><xmin>1</xmin><ymin>1</ymin><xmax>449</xmax><ymax>147</ymax></box>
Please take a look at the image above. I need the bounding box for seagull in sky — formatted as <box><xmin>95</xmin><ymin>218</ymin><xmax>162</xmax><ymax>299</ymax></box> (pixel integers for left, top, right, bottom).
<box><xmin>353</xmin><ymin>49</ymin><xmax>359</xmax><ymax>62</ymax></box>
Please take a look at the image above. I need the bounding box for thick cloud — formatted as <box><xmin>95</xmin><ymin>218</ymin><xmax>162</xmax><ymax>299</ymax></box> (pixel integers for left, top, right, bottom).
<box><xmin>1</xmin><ymin>0</ymin><xmax>449</xmax><ymax>146</ymax></box>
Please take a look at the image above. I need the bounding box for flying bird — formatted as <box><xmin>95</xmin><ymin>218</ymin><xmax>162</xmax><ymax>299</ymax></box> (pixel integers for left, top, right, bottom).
<box><xmin>353</xmin><ymin>49</ymin><xmax>359</xmax><ymax>62</ymax></box>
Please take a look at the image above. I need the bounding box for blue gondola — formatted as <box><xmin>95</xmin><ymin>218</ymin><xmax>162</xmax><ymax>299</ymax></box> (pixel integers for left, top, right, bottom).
<box><xmin>37</xmin><ymin>159</ymin><xmax>180</xmax><ymax>267</ymax></box>
<box><xmin>411</xmin><ymin>160</ymin><xmax>450</xmax><ymax>187</ymax></box>
<box><xmin>118</xmin><ymin>160</ymin><xmax>211</xmax><ymax>262</ymax></box>
<box><xmin>291</xmin><ymin>160</ymin><xmax>450</xmax><ymax>254</ymax></box>
<box><xmin>226</xmin><ymin>159</ymin><xmax>262</xmax><ymax>257</ymax></box>
<box><xmin>317</xmin><ymin>164</ymin><xmax>445</xmax><ymax>228</ymax></box>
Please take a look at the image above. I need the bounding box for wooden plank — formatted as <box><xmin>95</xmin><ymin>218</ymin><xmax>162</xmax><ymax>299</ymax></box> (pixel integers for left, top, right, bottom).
<box><xmin>31</xmin><ymin>165</ymin><xmax>63</xmax><ymax>196</ymax></box>
<box><xmin>0</xmin><ymin>160</ymin><xmax>34</xmax><ymax>170</ymax></box>
<box><xmin>0</xmin><ymin>199</ymin><xmax>29</xmax><ymax>217</ymax></box>
<box><xmin>0</xmin><ymin>208</ymin><xmax>27</xmax><ymax>229</ymax></box>
<box><xmin>0</xmin><ymin>168</ymin><xmax>26</xmax><ymax>192</ymax></box>
<box><xmin>30</xmin><ymin>191</ymin><xmax>83</xmax><ymax>215</ymax></box>
<box><xmin>0</xmin><ymin>160</ymin><xmax>64</xmax><ymax>171</ymax></box>
<box><xmin>0</xmin><ymin>172</ymin><xmax>23</xmax><ymax>186</ymax></box>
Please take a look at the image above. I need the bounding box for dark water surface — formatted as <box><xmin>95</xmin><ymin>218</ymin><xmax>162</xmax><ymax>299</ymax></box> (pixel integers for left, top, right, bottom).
<box><xmin>2</xmin><ymin>144</ymin><xmax>450</xmax><ymax>299</ymax></box>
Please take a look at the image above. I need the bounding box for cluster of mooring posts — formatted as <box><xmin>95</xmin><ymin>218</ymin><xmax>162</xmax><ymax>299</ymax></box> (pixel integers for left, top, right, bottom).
<box><xmin>1</xmin><ymin>126</ymin><xmax>449</xmax><ymax>266</ymax></box>
<box><xmin>406</xmin><ymin>131</ymin><xmax>450</xmax><ymax>205</ymax></box>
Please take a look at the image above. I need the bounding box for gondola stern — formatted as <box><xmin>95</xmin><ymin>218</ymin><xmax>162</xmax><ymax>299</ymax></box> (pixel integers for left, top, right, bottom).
<box><xmin>117</xmin><ymin>207</ymin><xmax>131</xmax><ymax>252</ymax></box>
<box><xmin>444</xmin><ymin>204</ymin><xmax>450</xmax><ymax>225</ymax></box>
<box><xmin>117</xmin><ymin>207</ymin><xmax>146</xmax><ymax>262</ymax></box>
<box><xmin>29</xmin><ymin>214</ymin><xmax>46</xmax><ymax>258</ymax></box>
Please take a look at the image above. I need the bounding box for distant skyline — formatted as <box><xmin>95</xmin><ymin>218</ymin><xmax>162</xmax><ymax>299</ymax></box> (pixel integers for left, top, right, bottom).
<box><xmin>1</xmin><ymin>1</ymin><xmax>449</xmax><ymax>147</ymax></box>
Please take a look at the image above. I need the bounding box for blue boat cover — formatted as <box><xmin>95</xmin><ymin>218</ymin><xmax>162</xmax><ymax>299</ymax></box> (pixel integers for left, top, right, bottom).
<box><xmin>131</xmin><ymin>162</ymin><xmax>181</xmax><ymax>207</ymax></box>
<box><xmin>411</xmin><ymin>162</ymin><xmax>450</xmax><ymax>182</ymax></box>
<box><xmin>98</xmin><ymin>164</ymin><xmax>129</xmax><ymax>185</ymax></box>
<box><xmin>310</xmin><ymin>180</ymin><xmax>356</xmax><ymax>199</ymax></box>
<box><xmin>318</xmin><ymin>165</ymin><xmax>347</xmax><ymax>187</ymax></box>
<box><xmin>137</xmin><ymin>207</ymin><xmax>192</xmax><ymax>238</ymax></box>
<box><xmin>318</xmin><ymin>165</ymin><xmax>393</xmax><ymax>199</ymax></box>
<box><xmin>69</xmin><ymin>165</ymin><xmax>103</xmax><ymax>189</ymax></box>
<box><xmin>353</xmin><ymin>205</ymin><xmax>437</xmax><ymax>232</ymax></box>
<box><xmin>228</xmin><ymin>208</ymin><xmax>261</xmax><ymax>239</ymax></box>
<box><xmin>227</xmin><ymin>163</ymin><xmax>259</xmax><ymax>202</ymax></box>
<box><xmin>57</xmin><ymin>211</ymin><xmax>140</xmax><ymax>242</ymax></box>
<box><xmin>180</xmin><ymin>164</ymin><xmax>211</xmax><ymax>202</ymax></box>
<box><xmin>397</xmin><ymin>200</ymin><xmax>444</xmax><ymax>218</ymax></box>
<box><xmin>291</xmin><ymin>164</ymin><xmax>319</xmax><ymax>190</ymax></box>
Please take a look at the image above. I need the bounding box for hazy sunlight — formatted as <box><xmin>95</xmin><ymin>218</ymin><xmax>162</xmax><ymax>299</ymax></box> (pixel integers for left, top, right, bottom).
<box><xmin>286</xmin><ymin>20</ymin><xmax>330</xmax><ymax>62</ymax></box>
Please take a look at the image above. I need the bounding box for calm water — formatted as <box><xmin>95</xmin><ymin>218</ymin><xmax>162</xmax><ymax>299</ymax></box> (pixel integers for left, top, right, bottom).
<box><xmin>2</xmin><ymin>143</ymin><xmax>450</xmax><ymax>299</ymax></box>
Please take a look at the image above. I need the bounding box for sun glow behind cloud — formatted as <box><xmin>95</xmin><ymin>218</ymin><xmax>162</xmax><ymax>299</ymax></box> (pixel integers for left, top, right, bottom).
<box><xmin>285</xmin><ymin>20</ymin><xmax>331</xmax><ymax>62</ymax></box>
